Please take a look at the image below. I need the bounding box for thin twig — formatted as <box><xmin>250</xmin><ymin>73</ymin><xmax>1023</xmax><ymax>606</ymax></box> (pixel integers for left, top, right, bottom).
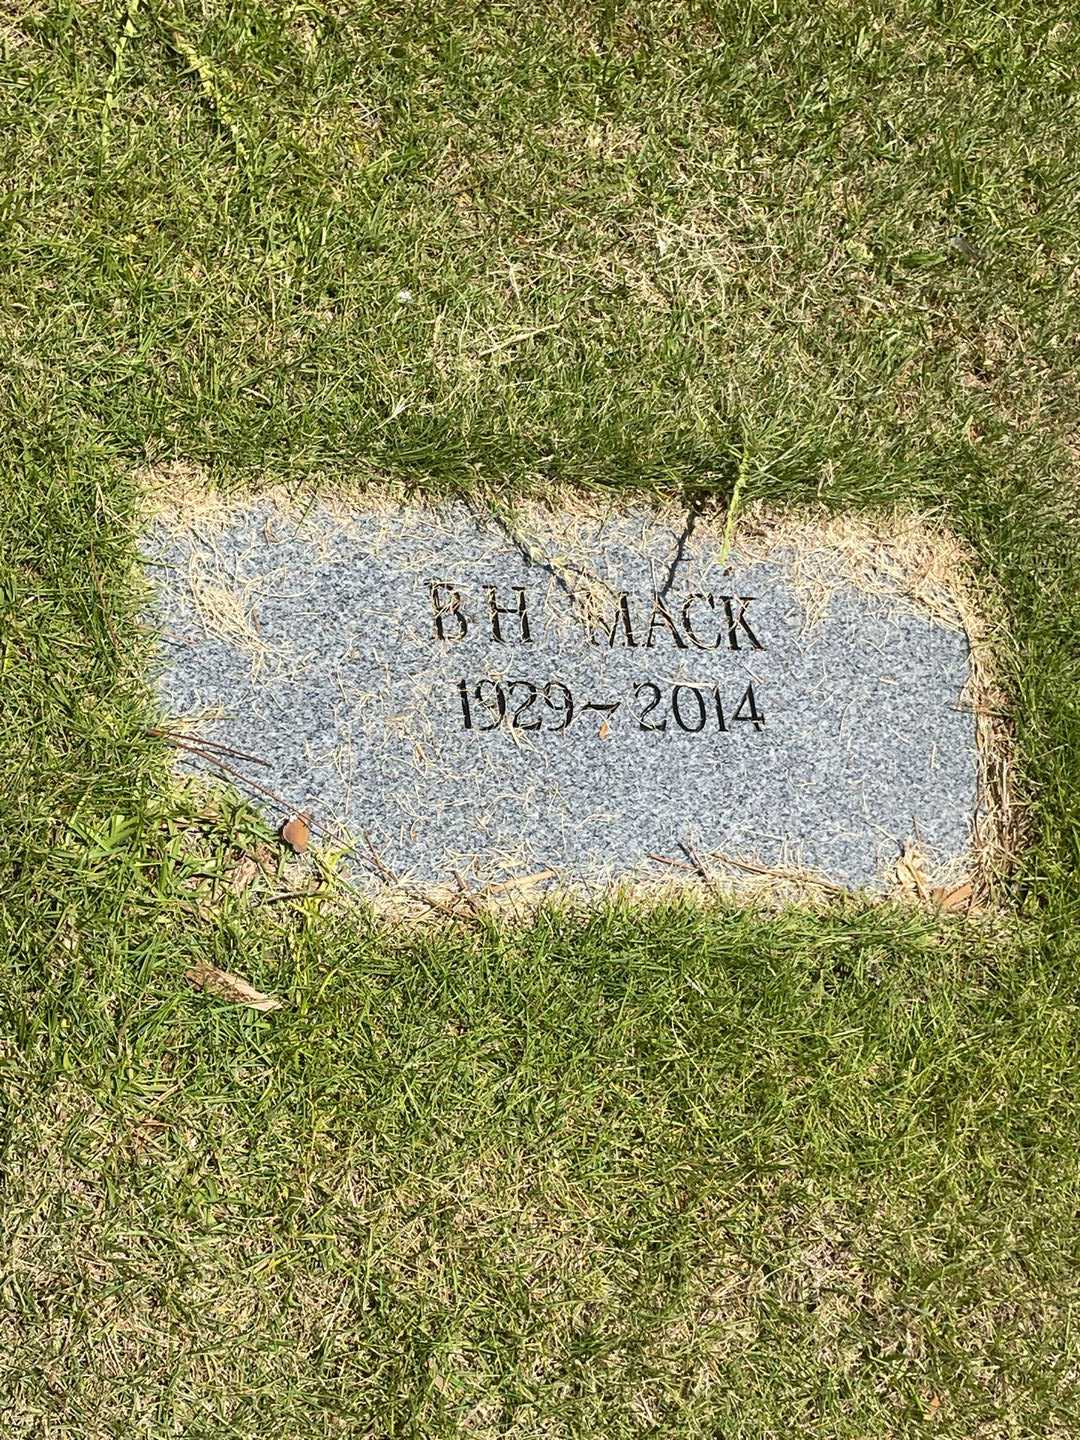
<box><xmin>648</xmin><ymin>852</ymin><xmax>694</xmax><ymax>871</ymax></box>
<box><xmin>160</xmin><ymin>737</ymin><xmax>491</xmax><ymax>925</ymax></box>
<box><xmin>254</xmin><ymin>888</ymin><xmax>324</xmax><ymax>906</ymax></box>
<box><xmin>452</xmin><ymin>868</ymin><xmax>484</xmax><ymax>917</ymax></box>
<box><xmin>711</xmin><ymin>849</ymin><xmax>848</xmax><ymax>896</ymax></box>
<box><xmin>484</xmin><ymin>501</ymin><xmax>601</xmax><ymax>620</ymax></box>
<box><xmin>656</xmin><ymin>496</ymin><xmax>703</xmax><ymax>601</ymax></box>
<box><xmin>659</xmin><ymin>843</ymin><xmax>848</xmax><ymax>898</ymax></box>
<box><xmin>88</xmin><ymin>554</ymin><xmax>122</xmax><ymax>656</ymax></box>
<box><xmin>159</xmin><ymin>741</ymin><xmax>324</xmax><ymax>833</ymax></box>
<box><xmin>147</xmin><ymin>727</ymin><xmax>271</xmax><ymax>767</ymax></box>
<box><xmin>362</xmin><ymin>831</ymin><xmax>477</xmax><ymax>925</ymax></box>
<box><xmin>360</xmin><ymin>829</ymin><xmax>401</xmax><ymax>887</ymax></box>
<box><xmin>159</xmin><ymin>739</ymin><xmax>462</xmax><ymax>920</ymax></box>
<box><xmin>679</xmin><ymin>838</ymin><xmax>720</xmax><ymax>894</ymax></box>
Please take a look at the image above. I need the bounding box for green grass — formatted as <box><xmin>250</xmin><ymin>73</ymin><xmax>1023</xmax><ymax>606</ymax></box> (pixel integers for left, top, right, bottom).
<box><xmin>3</xmin><ymin>2</ymin><xmax>1080</xmax><ymax>1434</ymax></box>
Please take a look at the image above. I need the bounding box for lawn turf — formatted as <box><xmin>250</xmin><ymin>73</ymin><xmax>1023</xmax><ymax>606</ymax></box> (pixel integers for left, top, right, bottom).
<box><xmin>2</xmin><ymin>3</ymin><xmax>1080</xmax><ymax>1435</ymax></box>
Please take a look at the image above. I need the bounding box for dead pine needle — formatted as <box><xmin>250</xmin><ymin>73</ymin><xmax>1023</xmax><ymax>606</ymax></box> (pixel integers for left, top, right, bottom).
<box><xmin>146</xmin><ymin>726</ymin><xmax>271</xmax><ymax>767</ymax></box>
<box><xmin>711</xmin><ymin>850</ymin><xmax>849</xmax><ymax>897</ymax></box>
<box><xmin>361</xmin><ymin>830</ymin><xmax>479</xmax><ymax>925</ymax></box>
<box><xmin>679</xmin><ymin>838</ymin><xmax>721</xmax><ymax>894</ymax></box>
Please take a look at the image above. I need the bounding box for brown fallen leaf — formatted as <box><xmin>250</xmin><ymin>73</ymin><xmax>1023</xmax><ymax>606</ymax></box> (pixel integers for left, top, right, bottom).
<box><xmin>280</xmin><ymin>812</ymin><xmax>311</xmax><ymax>855</ymax></box>
<box><xmin>598</xmin><ymin>718</ymin><xmax>611</xmax><ymax>740</ymax></box>
<box><xmin>930</xmin><ymin>879</ymin><xmax>975</xmax><ymax>913</ymax></box>
<box><xmin>895</xmin><ymin>840</ymin><xmax>931</xmax><ymax>901</ymax></box>
<box><xmin>185</xmin><ymin>963</ymin><xmax>283</xmax><ymax>1012</ymax></box>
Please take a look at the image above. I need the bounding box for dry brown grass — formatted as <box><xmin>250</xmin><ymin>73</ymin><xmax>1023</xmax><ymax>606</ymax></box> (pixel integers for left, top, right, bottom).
<box><xmin>145</xmin><ymin>475</ymin><xmax>1013</xmax><ymax>916</ymax></box>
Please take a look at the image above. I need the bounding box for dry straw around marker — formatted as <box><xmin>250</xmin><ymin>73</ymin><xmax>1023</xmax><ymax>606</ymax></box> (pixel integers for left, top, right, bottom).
<box><xmin>142</xmin><ymin>466</ymin><xmax>1017</xmax><ymax>915</ymax></box>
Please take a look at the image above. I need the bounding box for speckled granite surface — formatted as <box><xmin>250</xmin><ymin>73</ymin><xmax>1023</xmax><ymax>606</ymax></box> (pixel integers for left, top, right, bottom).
<box><xmin>144</xmin><ymin>500</ymin><xmax>979</xmax><ymax>890</ymax></box>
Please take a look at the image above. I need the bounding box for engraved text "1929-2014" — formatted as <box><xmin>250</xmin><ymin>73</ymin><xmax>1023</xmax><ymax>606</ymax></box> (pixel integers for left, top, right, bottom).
<box><xmin>428</xmin><ymin>582</ymin><xmax>768</xmax><ymax>738</ymax></box>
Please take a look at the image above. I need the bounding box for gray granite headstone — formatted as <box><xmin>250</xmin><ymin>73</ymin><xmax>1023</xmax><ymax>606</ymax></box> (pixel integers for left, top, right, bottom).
<box><xmin>145</xmin><ymin>499</ymin><xmax>979</xmax><ymax>891</ymax></box>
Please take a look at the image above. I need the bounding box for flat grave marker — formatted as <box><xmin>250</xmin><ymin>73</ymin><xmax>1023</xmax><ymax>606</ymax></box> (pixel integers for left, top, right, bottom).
<box><xmin>145</xmin><ymin>497</ymin><xmax>980</xmax><ymax>893</ymax></box>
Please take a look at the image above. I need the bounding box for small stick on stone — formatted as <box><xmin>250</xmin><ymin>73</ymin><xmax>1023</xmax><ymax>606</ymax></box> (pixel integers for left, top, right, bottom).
<box><xmin>360</xmin><ymin>829</ymin><xmax>400</xmax><ymax>889</ymax></box>
<box><xmin>679</xmin><ymin>838</ymin><xmax>721</xmax><ymax>895</ymax></box>
<box><xmin>362</xmin><ymin>831</ymin><xmax>478</xmax><ymax>926</ymax></box>
<box><xmin>655</xmin><ymin>495</ymin><xmax>704</xmax><ymax>602</ymax></box>
<box><xmin>711</xmin><ymin>849</ymin><xmax>848</xmax><ymax>896</ymax></box>
<box><xmin>648</xmin><ymin>852</ymin><xmax>695</xmax><ymax>871</ymax></box>
<box><xmin>452</xmin><ymin>868</ymin><xmax>483</xmax><ymax>917</ymax></box>
<box><xmin>147</xmin><ymin>727</ymin><xmax>271</xmax><ymax>767</ymax></box>
<box><xmin>156</xmin><ymin>741</ymin><xmax>331</xmax><ymax>841</ymax></box>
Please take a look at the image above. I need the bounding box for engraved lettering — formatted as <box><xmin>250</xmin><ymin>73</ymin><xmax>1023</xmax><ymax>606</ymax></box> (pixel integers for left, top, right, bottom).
<box><xmin>681</xmin><ymin>592</ymin><xmax>721</xmax><ymax>650</ymax></box>
<box><xmin>644</xmin><ymin>598</ymin><xmax>688</xmax><ymax>650</ymax></box>
<box><xmin>732</xmin><ymin>683</ymin><xmax>766</xmax><ymax>728</ymax></box>
<box><xmin>487</xmin><ymin>586</ymin><xmax>532</xmax><ymax>644</ymax></box>
<box><xmin>453</xmin><ymin>676</ymin><xmax>769</xmax><ymax>738</ymax></box>
<box><xmin>431</xmin><ymin>582</ymin><xmax>468</xmax><ymax>641</ymax></box>
<box><xmin>672</xmin><ymin>684</ymin><xmax>707</xmax><ymax>732</ymax></box>
<box><xmin>587</xmin><ymin>592</ymin><xmax>637</xmax><ymax>648</ymax></box>
<box><xmin>719</xmin><ymin>596</ymin><xmax>764</xmax><ymax>651</ymax></box>
<box><xmin>634</xmin><ymin>681</ymin><xmax>668</xmax><ymax>731</ymax></box>
<box><xmin>543</xmin><ymin>680</ymin><xmax>574</xmax><ymax>730</ymax></box>
<box><xmin>508</xmin><ymin>679</ymin><xmax>542</xmax><ymax>730</ymax></box>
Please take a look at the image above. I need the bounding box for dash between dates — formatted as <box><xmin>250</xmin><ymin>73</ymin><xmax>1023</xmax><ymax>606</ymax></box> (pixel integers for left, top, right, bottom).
<box><xmin>455</xmin><ymin>678</ymin><xmax>765</xmax><ymax>734</ymax></box>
